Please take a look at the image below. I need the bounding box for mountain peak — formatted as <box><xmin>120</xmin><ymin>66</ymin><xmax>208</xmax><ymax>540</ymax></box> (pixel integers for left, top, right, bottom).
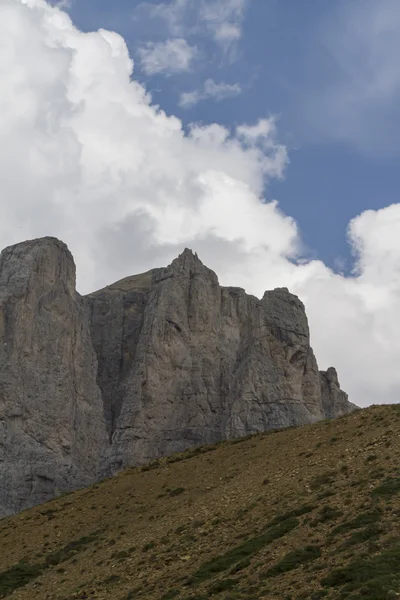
<box><xmin>0</xmin><ymin>236</ymin><xmax>355</xmax><ymax>518</ymax></box>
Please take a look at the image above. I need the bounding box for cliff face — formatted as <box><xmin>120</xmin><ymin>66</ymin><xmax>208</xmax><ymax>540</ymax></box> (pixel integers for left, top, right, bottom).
<box><xmin>88</xmin><ymin>251</ymin><xmax>330</xmax><ymax>474</ymax></box>
<box><xmin>0</xmin><ymin>238</ymin><xmax>355</xmax><ymax>517</ymax></box>
<box><xmin>0</xmin><ymin>238</ymin><xmax>107</xmax><ymax>518</ymax></box>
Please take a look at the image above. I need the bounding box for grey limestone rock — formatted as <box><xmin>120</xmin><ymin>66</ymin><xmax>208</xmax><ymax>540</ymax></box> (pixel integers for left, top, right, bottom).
<box><xmin>0</xmin><ymin>238</ymin><xmax>107</xmax><ymax>518</ymax></box>
<box><xmin>0</xmin><ymin>238</ymin><xmax>355</xmax><ymax>516</ymax></box>
<box><xmin>87</xmin><ymin>248</ymin><xmax>355</xmax><ymax>473</ymax></box>
<box><xmin>320</xmin><ymin>367</ymin><xmax>358</xmax><ymax>418</ymax></box>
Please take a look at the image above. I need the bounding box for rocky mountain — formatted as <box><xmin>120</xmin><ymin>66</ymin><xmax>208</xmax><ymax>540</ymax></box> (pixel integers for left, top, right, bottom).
<box><xmin>0</xmin><ymin>237</ymin><xmax>356</xmax><ymax>517</ymax></box>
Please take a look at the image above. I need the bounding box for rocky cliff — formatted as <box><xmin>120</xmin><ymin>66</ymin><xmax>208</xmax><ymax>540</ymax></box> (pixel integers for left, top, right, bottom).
<box><xmin>0</xmin><ymin>238</ymin><xmax>107</xmax><ymax>518</ymax></box>
<box><xmin>0</xmin><ymin>237</ymin><xmax>355</xmax><ymax>517</ymax></box>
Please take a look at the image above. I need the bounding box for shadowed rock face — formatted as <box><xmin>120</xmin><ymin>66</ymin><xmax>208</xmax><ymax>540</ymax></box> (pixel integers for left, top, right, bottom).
<box><xmin>0</xmin><ymin>238</ymin><xmax>107</xmax><ymax>518</ymax></box>
<box><xmin>0</xmin><ymin>238</ymin><xmax>355</xmax><ymax>516</ymax></box>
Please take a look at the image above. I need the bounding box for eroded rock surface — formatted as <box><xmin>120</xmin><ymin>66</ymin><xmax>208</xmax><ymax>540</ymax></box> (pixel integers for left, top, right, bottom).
<box><xmin>87</xmin><ymin>249</ymin><xmax>355</xmax><ymax>473</ymax></box>
<box><xmin>0</xmin><ymin>238</ymin><xmax>107</xmax><ymax>518</ymax></box>
<box><xmin>0</xmin><ymin>237</ymin><xmax>355</xmax><ymax>516</ymax></box>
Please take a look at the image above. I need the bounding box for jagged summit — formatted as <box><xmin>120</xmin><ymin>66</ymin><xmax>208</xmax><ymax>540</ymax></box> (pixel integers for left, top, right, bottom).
<box><xmin>169</xmin><ymin>247</ymin><xmax>216</xmax><ymax>279</ymax></box>
<box><xmin>176</xmin><ymin>247</ymin><xmax>199</xmax><ymax>261</ymax></box>
<box><xmin>0</xmin><ymin>237</ymin><xmax>355</xmax><ymax>517</ymax></box>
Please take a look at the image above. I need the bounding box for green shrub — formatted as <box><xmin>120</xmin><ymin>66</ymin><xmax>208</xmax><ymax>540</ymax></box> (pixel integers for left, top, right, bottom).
<box><xmin>169</xmin><ymin>488</ymin><xmax>185</xmax><ymax>497</ymax></box>
<box><xmin>268</xmin><ymin>504</ymin><xmax>316</xmax><ymax>527</ymax></box>
<box><xmin>187</xmin><ymin>516</ymin><xmax>300</xmax><ymax>585</ymax></box>
<box><xmin>311</xmin><ymin>505</ymin><xmax>343</xmax><ymax>525</ymax></box>
<box><xmin>208</xmin><ymin>578</ymin><xmax>238</xmax><ymax>594</ymax></box>
<box><xmin>310</xmin><ymin>471</ymin><xmax>337</xmax><ymax>490</ymax></box>
<box><xmin>265</xmin><ymin>545</ymin><xmax>321</xmax><ymax>577</ymax></box>
<box><xmin>161</xmin><ymin>588</ymin><xmax>180</xmax><ymax>599</ymax></box>
<box><xmin>322</xmin><ymin>543</ymin><xmax>400</xmax><ymax>599</ymax></box>
<box><xmin>0</xmin><ymin>561</ymin><xmax>42</xmax><ymax>597</ymax></box>
<box><xmin>372</xmin><ymin>477</ymin><xmax>400</xmax><ymax>497</ymax></box>
<box><xmin>330</xmin><ymin>508</ymin><xmax>382</xmax><ymax>537</ymax></box>
<box><xmin>339</xmin><ymin>523</ymin><xmax>382</xmax><ymax>549</ymax></box>
<box><xmin>142</xmin><ymin>541</ymin><xmax>155</xmax><ymax>552</ymax></box>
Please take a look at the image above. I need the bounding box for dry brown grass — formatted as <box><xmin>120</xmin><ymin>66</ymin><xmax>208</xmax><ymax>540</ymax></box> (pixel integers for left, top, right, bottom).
<box><xmin>1</xmin><ymin>404</ymin><xmax>400</xmax><ymax>599</ymax></box>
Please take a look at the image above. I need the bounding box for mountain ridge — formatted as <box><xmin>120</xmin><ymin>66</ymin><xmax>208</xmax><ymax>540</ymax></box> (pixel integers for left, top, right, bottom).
<box><xmin>0</xmin><ymin>237</ymin><xmax>355</xmax><ymax>517</ymax></box>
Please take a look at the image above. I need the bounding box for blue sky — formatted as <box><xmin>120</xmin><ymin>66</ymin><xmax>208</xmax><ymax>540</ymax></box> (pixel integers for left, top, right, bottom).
<box><xmin>66</xmin><ymin>0</ymin><xmax>400</xmax><ymax>274</ymax></box>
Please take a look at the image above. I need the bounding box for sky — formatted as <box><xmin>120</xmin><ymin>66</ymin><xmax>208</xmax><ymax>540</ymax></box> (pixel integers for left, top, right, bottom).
<box><xmin>1</xmin><ymin>0</ymin><xmax>400</xmax><ymax>409</ymax></box>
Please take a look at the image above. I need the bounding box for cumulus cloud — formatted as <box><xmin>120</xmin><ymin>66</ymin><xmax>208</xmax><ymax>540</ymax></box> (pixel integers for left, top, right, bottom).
<box><xmin>2</xmin><ymin>0</ymin><xmax>400</xmax><ymax>409</ymax></box>
<box><xmin>179</xmin><ymin>78</ymin><xmax>242</xmax><ymax>107</ymax></box>
<box><xmin>138</xmin><ymin>37</ymin><xmax>197</xmax><ymax>75</ymax></box>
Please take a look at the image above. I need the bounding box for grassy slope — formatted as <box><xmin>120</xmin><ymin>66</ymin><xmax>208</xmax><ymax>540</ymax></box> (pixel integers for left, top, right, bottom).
<box><xmin>1</xmin><ymin>404</ymin><xmax>400</xmax><ymax>600</ymax></box>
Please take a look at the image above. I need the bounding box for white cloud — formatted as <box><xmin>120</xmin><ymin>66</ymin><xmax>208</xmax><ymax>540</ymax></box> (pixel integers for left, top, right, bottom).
<box><xmin>199</xmin><ymin>0</ymin><xmax>246</xmax><ymax>57</ymax></box>
<box><xmin>2</xmin><ymin>0</ymin><xmax>400</xmax><ymax>410</ymax></box>
<box><xmin>179</xmin><ymin>77</ymin><xmax>242</xmax><ymax>107</ymax></box>
<box><xmin>135</xmin><ymin>0</ymin><xmax>247</xmax><ymax>59</ymax></box>
<box><xmin>205</xmin><ymin>78</ymin><xmax>242</xmax><ymax>99</ymax></box>
<box><xmin>136</xmin><ymin>0</ymin><xmax>189</xmax><ymax>37</ymax></box>
<box><xmin>49</xmin><ymin>0</ymin><xmax>72</xmax><ymax>8</ymax></box>
<box><xmin>304</xmin><ymin>0</ymin><xmax>400</xmax><ymax>155</ymax></box>
<box><xmin>138</xmin><ymin>37</ymin><xmax>196</xmax><ymax>75</ymax></box>
<box><xmin>179</xmin><ymin>89</ymin><xmax>201</xmax><ymax>107</ymax></box>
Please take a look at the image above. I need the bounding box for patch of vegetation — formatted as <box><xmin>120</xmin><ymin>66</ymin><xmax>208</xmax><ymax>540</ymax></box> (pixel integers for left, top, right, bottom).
<box><xmin>142</xmin><ymin>541</ymin><xmax>156</xmax><ymax>552</ymax></box>
<box><xmin>208</xmin><ymin>578</ymin><xmax>238</xmax><ymax>595</ymax></box>
<box><xmin>268</xmin><ymin>504</ymin><xmax>316</xmax><ymax>527</ymax></box>
<box><xmin>187</xmin><ymin>516</ymin><xmax>300</xmax><ymax>585</ymax></box>
<box><xmin>141</xmin><ymin>459</ymin><xmax>162</xmax><ymax>472</ymax></box>
<box><xmin>102</xmin><ymin>574</ymin><xmax>121</xmax><ymax>585</ymax></box>
<box><xmin>175</xmin><ymin>525</ymin><xmax>186</xmax><ymax>534</ymax></box>
<box><xmin>0</xmin><ymin>561</ymin><xmax>43</xmax><ymax>598</ymax></box>
<box><xmin>316</xmin><ymin>490</ymin><xmax>336</xmax><ymax>500</ymax></box>
<box><xmin>169</xmin><ymin>487</ymin><xmax>186</xmax><ymax>497</ymax></box>
<box><xmin>365</xmin><ymin>454</ymin><xmax>378</xmax><ymax>462</ymax></box>
<box><xmin>229</xmin><ymin>434</ymin><xmax>255</xmax><ymax>445</ymax></box>
<box><xmin>161</xmin><ymin>589</ymin><xmax>180</xmax><ymax>600</ymax></box>
<box><xmin>302</xmin><ymin>592</ymin><xmax>328</xmax><ymax>599</ymax></box>
<box><xmin>0</xmin><ymin>533</ymin><xmax>98</xmax><ymax>597</ymax></box>
<box><xmin>371</xmin><ymin>477</ymin><xmax>400</xmax><ymax>497</ymax></box>
<box><xmin>165</xmin><ymin>443</ymin><xmax>219</xmax><ymax>465</ymax></box>
<box><xmin>265</xmin><ymin>545</ymin><xmax>321</xmax><ymax>577</ymax></box>
<box><xmin>322</xmin><ymin>542</ymin><xmax>400</xmax><ymax>599</ymax></box>
<box><xmin>228</xmin><ymin>558</ymin><xmax>251</xmax><ymax>575</ymax></box>
<box><xmin>339</xmin><ymin>523</ymin><xmax>383</xmax><ymax>549</ymax></box>
<box><xmin>45</xmin><ymin>533</ymin><xmax>98</xmax><ymax>566</ymax></box>
<box><xmin>329</xmin><ymin>508</ymin><xmax>382</xmax><ymax>538</ymax></box>
<box><xmin>40</xmin><ymin>508</ymin><xmax>58</xmax><ymax>518</ymax></box>
<box><xmin>311</xmin><ymin>505</ymin><xmax>344</xmax><ymax>525</ymax></box>
<box><xmin>309</xmin><ymin>471</ymin><xmax>337</xmax><ymax>490</ymax></box>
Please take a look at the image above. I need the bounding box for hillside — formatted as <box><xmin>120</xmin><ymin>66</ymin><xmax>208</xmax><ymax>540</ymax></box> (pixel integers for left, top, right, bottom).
<box><xmin>1</xmin><ymin>404</ymin><xmax>400</xmax><ymax>600</ymax></box>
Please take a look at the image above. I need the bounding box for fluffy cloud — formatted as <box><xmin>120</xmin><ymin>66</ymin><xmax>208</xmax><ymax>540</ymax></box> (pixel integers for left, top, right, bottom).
<box><xmin>2</xmin><ymin>0</ymin><xmax>400</xmax><ymax>410</ymax></box>
<box><xmin>179</xmin><ymin>78</ymin><xmax>242</xmax><ymax>107</ymax></box>
<box><xmin>138</xmin><ymin>37</ymin><xmax>197</xmax><ymax>75</ymax></box>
